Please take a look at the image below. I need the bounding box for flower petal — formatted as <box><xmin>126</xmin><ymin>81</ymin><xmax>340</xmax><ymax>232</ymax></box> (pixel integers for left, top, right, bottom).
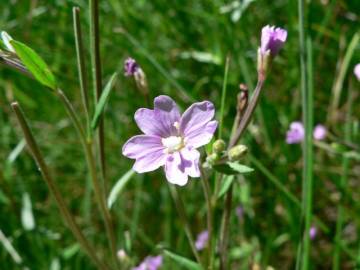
<box><xmin>185</xmin><ymin>120</ymin><xmax>217</xmax><ymax>148</ymax></box>
<box><xmin>134</xmin><ymin>108</ymin><xmax>170</xmax><ymax>137</ymax></box>
<box><xmin>154</xmin><ymin>95</ymin><xmax>181</xmax><ymax>136</ymax></box>
<box><xmin>164</xmin><ymin>153</ymin><xmax>188</xmax><ymax>186</ymax></box>
<box><xmin>180</xmin><ymin>101</ymin><xmax>215</xmax><ymax>137</ymax></box>
<box><xmin>122</xmin><ymin>135</ymin><xmax>164</xmax><ymax>159</ymax></box>
<box><xmin>133</xmin><ymin>149</ymin><xmax>167</xmax><ymax>173</ymax></box>
<box><xmin>180</xmin><ymin>147</ymin><xmax>201</xmax><ymax>178</ymax></box>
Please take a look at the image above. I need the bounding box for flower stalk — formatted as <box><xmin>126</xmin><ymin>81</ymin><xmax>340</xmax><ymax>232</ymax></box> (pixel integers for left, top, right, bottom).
<box><xmin>56</xmin><ymin>89</ymin><xmax>118</xmax><ymax>268</ymax></box>
<box><xmin>89</xmin><ymin>0</ymin><xmax>106</xmax><ymax>183</ymax></box>
<box><xmin>11</xmin><ymin>102</ymin><xmax>109</xmax><ymax>270</ymax></box>
<box><xmin>73</xmin><ymin>7</ymin><xmax>90</xmax><ymax>134</ymax></box>
<box><xmin>168</xmin><ymin>184</ymin><xmax>204</xmax><ymax>267</ymax></box>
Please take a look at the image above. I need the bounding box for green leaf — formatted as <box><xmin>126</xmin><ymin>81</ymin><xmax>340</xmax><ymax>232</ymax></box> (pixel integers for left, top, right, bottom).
<box><xmin>217</xmin><ymin>175</ymin><xmax>234</xmax><ymax>198</ymax></box>
<box><xmin>163</xmin><ymin>250</ymin><xmax>202</xmax><ymax>270</ymax></box>
<box><xmin>10</xmin><ymin>40</ymin><xmax>57</xmax><ymax>89</ymax></box>
<box><xmin>107</xmin><ymin>169</ymin><xmax>135</xmax><ymax>209</ymax></box>
<box><xmin>213</xmin><ymin>162</ymin><xmax>254</xmax><ymax>175</ymax></box>
<box><xmin>91</xmin><ymin>72</ymin><xmax>117</xmax><ymax>131</ymax></box>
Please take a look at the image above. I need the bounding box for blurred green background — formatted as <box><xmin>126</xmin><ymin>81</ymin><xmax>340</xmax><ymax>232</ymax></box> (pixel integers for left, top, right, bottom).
<box><xmin>0</xmin><ymin>0</ymin><xmax>359</xmax><ymax>269</ymax></box>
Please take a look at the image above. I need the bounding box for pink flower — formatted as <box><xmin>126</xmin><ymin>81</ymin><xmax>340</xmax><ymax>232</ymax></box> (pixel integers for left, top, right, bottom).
<box><xmin>286</xmin><ymin>122</ymin><xmax>304</xmax><ymax>144</ymax></box>
<box><xmin>195</xmin><ymin>230</ymin><xmax>209</xmax><ymax>251</ymax></box>
<box><xmin>260</xmin><ymin>25</ymin><xmax>288</xmax><ymax>56</ymax></box>
<box><xmin>122</xmin><ymin>95</ymin><xmax>217</xmax><ymax>186</ymax></box>
<box><xmin>309</xmin><ymin>226</ymin><xmax>317</xmax><ymax>240</ymax></box>
<box><xmin>354</xmin><ymin>63</ymin><xmax>360</xmax><ymax>81</ymax></box>
<box><xmin>132</xmin><ymin>255</ymin><xmax>163</xmax><ymax>270</ymax></box>
<box><xmin>313</xmin><ymin>124</ymin><xmax>327</xmax><ymax>140</ymax></box>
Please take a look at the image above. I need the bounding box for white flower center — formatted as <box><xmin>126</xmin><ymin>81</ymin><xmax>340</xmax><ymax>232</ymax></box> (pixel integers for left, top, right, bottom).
<box><xmin>162</xmin><ymin>136</ymin><xmax>184</xmax><ymax>153</ymax></box>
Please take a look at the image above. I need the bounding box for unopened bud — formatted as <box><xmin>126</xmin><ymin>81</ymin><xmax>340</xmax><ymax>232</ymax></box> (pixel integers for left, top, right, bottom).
<box><xmin>237</xmin><ymin>86</ymin><xmax>248</xmax><ymax>114</ymax></box>
<box><xmin>257</xmin><ymin>47</ymin><xmax>271</xmax><ymax>77</ymax></box>
<box><xmin>134</xmin><ymin>68</ymin><xmax>149</xmax><ymax>96</ymax></box>
<box><xmin>1</xmin><ymin>31</ymin><xmax>15</xmax><ymax>53</ymax></box>
<box><xmin>206</xmin><ymin>153</ymin><xmax>219</xmax><ymax>165</ymax></box>
<box><xmin>228</xmin><ymin>145</ymin><xmax>248</xmax><ymax>161</ymax></box>
<box><xmin>212</xmin><ymin>139</ymin><xmax>226</xmax><ymax>154</ymax></box>
<box><xmin>117</xmin><ymin>249</ymin><xmax>128</xmax><ymax>262</ymax></box>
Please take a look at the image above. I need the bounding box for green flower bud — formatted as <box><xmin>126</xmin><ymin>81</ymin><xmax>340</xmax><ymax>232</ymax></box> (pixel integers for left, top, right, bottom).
<box><xmin>228</xmin><ymin>145</ymin><xmax>248</xmax><ymax>161</ymax></box>
<box><xmin>212</xmin><ymin>139</ymin><xmax>226</xmax><ymax>154</ymax></box>
<box><xmin>206</xmin><ymin>153</ymin><xmax>219</xmax><ymax>165</ymax></box>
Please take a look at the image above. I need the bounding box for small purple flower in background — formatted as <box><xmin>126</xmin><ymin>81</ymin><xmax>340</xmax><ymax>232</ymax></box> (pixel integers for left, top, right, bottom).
<box><xmin>195</xmin><ymin>230</ymin><xmax>209</xmax><ymax>251</ymax></box>
<box><xmin>124</xmin><ymin>57</ymin><xmax>139</xmax><ymax>76</ymax></box>
<box><xmin>309</xmin><ymin>226</ymin><xmax>317</xmax><ymax>240</ymax></box>
<box><xmin>132</xmin><ymin>255</ymin><xmax>163</xmax><ymax>270</ymax></box>
<box><xmin>260</xmin><ymin>25</ymin><xmax>288</xmax><ymax>57</ymax></box>
<box><xmin>286</xmin><ymin>122</ymin><xmax>327</xmax><ymax>144</ymax></box>
<box><xmin>286</xmin><ymin>122</ymin><xmax>304</xmax><ymax>144</ymax></box>
<box><xmin>235</xmin><ymin>205</ymin><xmax>243</xmax><ymax>220</ymax></box>
<box><xmin>313</xmin><ymin>124</ymin><xmax>327</xmax><ymax>141</ymax></box>
<box><xmin>354</xmin><ymin>63</ymin><xmax>360</xmax><ymax>81</ymax></box>
<box><xmin>122</xmin><ymin>95</ymin><xmax>217</xmax><ymax>186</ymax></box>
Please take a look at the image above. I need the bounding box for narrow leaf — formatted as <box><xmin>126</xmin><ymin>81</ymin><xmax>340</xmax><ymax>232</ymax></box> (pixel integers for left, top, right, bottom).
<box><xmin>10</xmin><ymin>40</ymin><xmax>57</xmax><ymax>89</ymax></box>
<box><xmin>217</xmin><ymin>175</ymin><xmax>234</xmax><ymax>198</ymax></box>
<box><xmin>163</xmin><ymin>250</ymin><xmax>202</xmax><ymax>270</ymax></box>
<box><xmin>107</xmin><ymin>169</ymin><xmax>135</xmax><ymax>209</ymax></box>
<box><xmin>91</xmin><ymin>72</ymin><xmax>117</xmax><ymax>130</ymax></box>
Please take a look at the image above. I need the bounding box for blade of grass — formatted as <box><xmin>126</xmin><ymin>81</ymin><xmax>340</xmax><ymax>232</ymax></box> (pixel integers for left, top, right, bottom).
<box><xmin>332</xmin><ymin>81</ymin><xmax>354</xmax><ymax>269</ymax></box>
<box><xmin>328</xmin><ymin>32</ymin><xmax>359</xmax><ymax>123</ymax></box>
<box><xmin>219</xmin><ymin>54</ymin><xmax>230</xmax><ymax>139</ymax></box>
<box><xmin>11</xmin><ymin>102</ymin><xmax>109</xmax><ymax>270</ymax></box>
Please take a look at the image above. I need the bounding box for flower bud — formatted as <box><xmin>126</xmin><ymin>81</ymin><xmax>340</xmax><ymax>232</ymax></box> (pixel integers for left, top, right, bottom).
<box><xmin>228</xmin><ymin>145</ymin><xmax>248</xmax><ymax>161</ymax></box>
<box><xmin>124</xmin><ymin>57</ymin><xmax>149</xmax><ymax>96</ymax></box>
<box><xmin>212</xmin><ymin>139</ymin><xmax>226</xmax><ymax>154</ymax></box>
<box><xmin>206</xmin><ymin>153</ymin><xmax>219</xmax><ymax>165</ymax></box>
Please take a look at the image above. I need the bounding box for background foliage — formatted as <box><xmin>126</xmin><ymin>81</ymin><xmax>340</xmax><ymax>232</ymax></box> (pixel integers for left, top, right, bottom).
<box><xmin>0</xmin><ymin>0</ymin><xmax>359</xmax><ymax>269</ymax></box>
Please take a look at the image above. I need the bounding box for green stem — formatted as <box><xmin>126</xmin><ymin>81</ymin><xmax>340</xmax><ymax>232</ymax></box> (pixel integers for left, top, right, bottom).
<box><xmin>219</xmin><ymin>55</ymin><xmax>230</xmax><ymax>139</ymax></box>
<box><xmin>73</xmin><ymin>7</ymin><xmax>90</xmax><ymax>135</ymax></box>
<box><xmin>200</xmin><ymin>167</ymin><xmax>213</xmax><ymax>270</ymax></box>
<box><xmin>89</xmin><ymin>0</ymin><xmax>106</xmax><ymax>183</ymax></box>
<box><xmin>332</xmin><ymin>85</ymin><xmax>353</xmax><ymax>269</ymax></box>
<box><xmin>168</xmin><ymin>184</ymin><xmax>204</xmax><ymax>267</ymax></box>
<box><xmin>56</xmin><ymin>89</ymin><xmax>118</xmax><ymax>268</ymax></box>
<box><xmin>11</xmin><ymin>102</ymin><xmax>109</xmax><ymax>270</ymax></box>
<box><xmin>219</xmin><ymin>184</ymin><xmax>233</xmax><ymax>270</ymax></box>
<box><xmin>298</xmin><ymin>0</ymin><xmax>314</xmax><ymax>259</ymax></box>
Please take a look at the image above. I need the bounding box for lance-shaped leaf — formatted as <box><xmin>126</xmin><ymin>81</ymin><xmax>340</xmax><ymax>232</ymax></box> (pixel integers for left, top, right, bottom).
<box><xmin>10</xmin><ymin>40</ymin><xmax>57</xmax><ymax>89</ymax></box>
<box><xmin>107</xmin><ymin>169</ymin><xmax>135</xmax><ymax>209</ymax></box>
<box><xmin>213</xmin><ymin>161</ymin><xmax>254</xmax><ymax>175</ymax></box>
<box><xmin>163</xmin><ymin>250</ymin><xmax>202</xmax><ymax>270</ymax></box>
<box><xmin>91</xmin><ymin>72</ymin><xmax>117</xmax><ymax>131</ymax></box>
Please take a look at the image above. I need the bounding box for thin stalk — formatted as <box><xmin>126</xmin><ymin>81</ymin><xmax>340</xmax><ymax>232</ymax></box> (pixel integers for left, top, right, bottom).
<box><xmin>56</xmin><ymin>89</ymin><xmax>118</xmax><ymax>268</ymax></box>
<box><xmin>168</xmin><ymin>184</ymin><xmax>204</xmax><ymax>267</ymax></box>
<box><xmin>11</xmin><ymin>102</ymin><xmax>109</xmax><ymax>270</ymax></box>
<box><xmin>229</xmin><ymin>77</ymin><xmax>265</xmax><ymax>148</ymax></box>
<box><xmin>298</xmin><ymin>0</ymin><xmax>314</xmax><ymax>261</ymax></box>
<box><xmin>219</xmin><ymin>184</ymin><xmax>233</xmax><ymax>270</ymax></box>
<box><xmin>219</xmin><ymin>55</ymin><xmax>230</xmax><ymax>139</ymax></box>
<box><xmin>89</xmin><ymin>0</ymin><xmax>106</xmax><ymax>182</ymax></box>
<box><xmin>332</xmin><ymin>85</ymin><xmax>353</xmax><ymax>269</ymax></box>
<box><xmin>200</xmin><ymin>167</ymin><xmax>213</xmax><ymax>270</ymax></box>
<box><xmin>73</xmin><ymin>7</ymin><xmax>90</xmax><ymax>134</ymax></box>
